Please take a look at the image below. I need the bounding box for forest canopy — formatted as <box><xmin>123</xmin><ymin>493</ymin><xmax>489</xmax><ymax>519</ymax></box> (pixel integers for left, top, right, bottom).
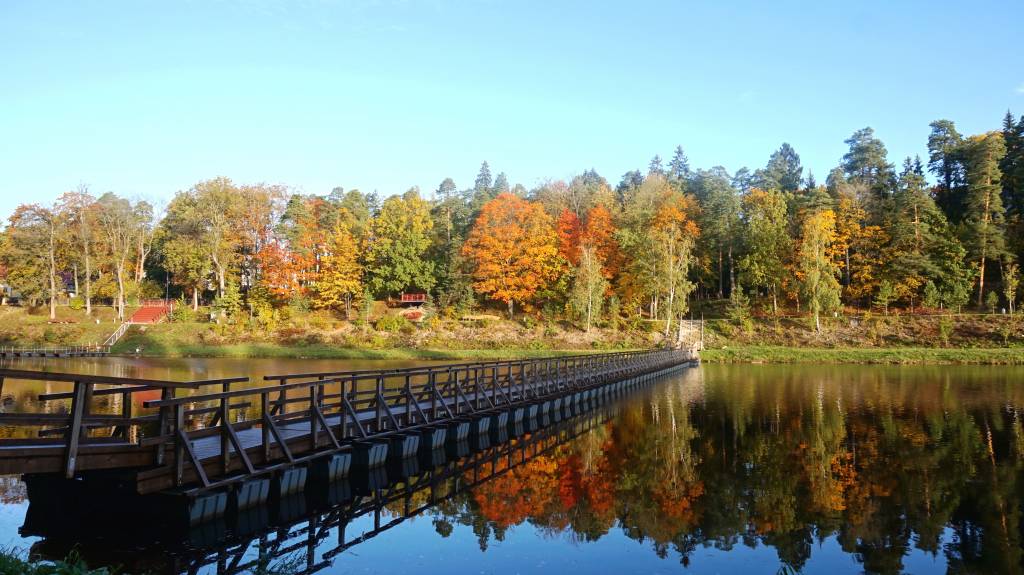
<box><xmin>3</xmin><ymin>114</ymin><xmax>1023</xmax><ymax>332</ymax></box>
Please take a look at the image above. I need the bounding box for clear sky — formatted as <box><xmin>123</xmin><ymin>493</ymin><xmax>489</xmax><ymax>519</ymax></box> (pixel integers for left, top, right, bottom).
<box><xmin>1</xmin><ymin>0</ymin><xmax>1022</xmax><ymax>217</ymax></box>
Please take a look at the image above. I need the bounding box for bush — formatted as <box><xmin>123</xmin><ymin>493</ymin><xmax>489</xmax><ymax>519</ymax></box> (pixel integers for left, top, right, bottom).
<box><xmin>169</xmin><ymin>301</ymin><xmax>198</xmax><ymax>323</ymax></box>
<box><xmin>939</xmin><ymin>316</ymin><xmax>954</xmax><ymax>346</ymax></box>
<box><xmin>375</xmin><ymin>315</ymin><xmax>411</xmax><ymax>333</ymax></box>
<box><xmin>69</xmin><ymin>296</ymin><xmax>85</xmax><ymax>311</ymax></box>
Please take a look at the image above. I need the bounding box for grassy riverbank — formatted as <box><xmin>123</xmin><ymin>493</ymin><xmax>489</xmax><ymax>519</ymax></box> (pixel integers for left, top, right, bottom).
<box><xmin>5</xmin><ymin>303</ymin><xmax>1024</xmax><ymax>365</ymax></box>
<box><xmin>701</xmin><ymin>345</ymin><xmax>1024</xmax><ymax>365</ymax></box>
<box><xmin>110</xmin><ymin>339</ymin><xmax>609</xmax><ymax>360</ymax></box>
<box><xmin>111</xmin><ymin>313</ymin><xmax>650</xmax><ymax>360</ymax></box>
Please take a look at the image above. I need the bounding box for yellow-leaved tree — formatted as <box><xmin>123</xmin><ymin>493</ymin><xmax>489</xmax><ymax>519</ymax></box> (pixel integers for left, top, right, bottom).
<box><xmin>798</xmin><ymin>209</ymin><xmax>842</xmax><ymax>332</ymax></box>
<box><xmin>313</xmin><ymin>218</ymin><xmax>363</xmax><ymax>318</ymax></box>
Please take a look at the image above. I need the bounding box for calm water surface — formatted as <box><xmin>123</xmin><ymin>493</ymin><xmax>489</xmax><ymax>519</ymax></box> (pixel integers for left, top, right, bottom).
<box><xmin>1</xmin><ymin>360</ymin><xmax>1023</xmax><ymax>574</ymax></box>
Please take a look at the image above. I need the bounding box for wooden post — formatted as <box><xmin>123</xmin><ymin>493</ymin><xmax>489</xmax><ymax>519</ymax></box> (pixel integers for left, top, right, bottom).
<box><xmin>310</xmin><ymin>384</ymin><xmax>319</xmax><ymax>451</ymax></box>
<box><xmin>174</xmin><ymin>403</ymin><xmax>185</xmax><ymax>486</ymax></box>
<box><xmin>156</xmin><ymin>387</ymin><xmax>172</xmax><ymax>466</ymax></box>
<box><xmin>261</xmin><ymin>393</ymin><xmax>271</xmax><ymax>462</ymax></box>
<box><xmin>220</xmin><ymin>395</ymin><xmax>230</xmax><ymax>474</ymax></box>
<box><xmin>375</xmin><ymin>375</ymin><xmax>383</xmax><ymax>432</ymax></box>
<box><xmin>63</xmin><ymin>381</ymin><xmax>87</xmax><ymax>478</ymax></box>
<box><xmin>429</xmin><ymin>371</ymin><xmax>437</xmax><ymax>421</ymax></box>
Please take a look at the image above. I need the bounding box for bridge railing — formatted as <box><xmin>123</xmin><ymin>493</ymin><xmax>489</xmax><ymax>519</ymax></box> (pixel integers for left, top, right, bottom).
<box><xmin>136</xmin><ymin>348</ymin><xmax>686</xmax><ymax>491</ymax></box>
<box><xmin>0</xmin><ymin>369</ymin><xmax>249</xmax><ymax>478</ymax></box>
<box><xmin>0</xmin><ymin>348</ymin><xmax>690</xmax><ymax>489</ymax></box>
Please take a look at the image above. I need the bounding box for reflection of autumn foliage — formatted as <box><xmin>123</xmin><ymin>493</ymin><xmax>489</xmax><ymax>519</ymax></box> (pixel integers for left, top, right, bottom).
<box><xmin>423</xmin><ymin>367</ymin><xmax>1024</xmax><ymax>574</ymax></box>
<box><xmin>653</xmin><ymin>481</ymin><xmax>703</xmax><ymax>527</ymax></box>
<box><xmin>472</xmin><ymin>455</ymin><xmax>560</xmax><ymax>529</ymax></box>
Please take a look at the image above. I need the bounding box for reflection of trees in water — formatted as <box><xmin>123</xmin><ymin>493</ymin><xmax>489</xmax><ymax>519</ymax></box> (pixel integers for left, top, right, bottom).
<box><xmin>0</xmin><ymin>476</ymin><xmax>26</xmax><ymax>504</ymax></box>
<box><xmin>413</xmin><ymin>366</ymin><xmax>1024</xmax><ymax>574</ymax></box>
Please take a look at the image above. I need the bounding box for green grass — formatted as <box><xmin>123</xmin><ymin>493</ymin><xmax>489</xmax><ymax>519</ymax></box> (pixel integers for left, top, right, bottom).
<box><xmin>113</xmin><ymin>328</ymin><xmax>611</xmax><ymax>360</ymax></box>
<box><xmin>0</xmin><ymin>305</ymin><xmax>129</xmax><ymax>348</ymax></box>
<box><xmin>701</xmin><ymin>345</ymin><xmax>1024</xmax><ymax>365</ymax></box>
<box><xmin>0</xmin><ymin>548</ymin><xmax>116</xmax><ymax>574</ymax></box>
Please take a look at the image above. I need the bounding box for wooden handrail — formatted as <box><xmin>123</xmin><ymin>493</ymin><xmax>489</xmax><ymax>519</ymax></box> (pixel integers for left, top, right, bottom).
<box><xmin>0</xmin><ymin>368</ymin><xmax>248</xmax><ymax>389</ymax></box>
<box><xmin>142</xmin><ymin>377</ymin><xmax>347</xmax><ymax>408</ymax></box>
<box><xmin>263</xmin><ymin>349</ymin><xmax>645</xmax><ymax>383</ymax></box>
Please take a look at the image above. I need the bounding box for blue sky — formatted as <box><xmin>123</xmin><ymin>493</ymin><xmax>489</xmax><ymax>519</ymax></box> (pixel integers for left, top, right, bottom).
<box><xmin>1</xmin><ymin>0</ymin><xmax>1022</xmax><ymax>217</ymax></box>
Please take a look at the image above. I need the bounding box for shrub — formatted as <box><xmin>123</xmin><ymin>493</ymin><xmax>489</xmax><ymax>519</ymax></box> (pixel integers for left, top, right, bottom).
<box><xmin>69</xmin><ymin>296</ymin><xmax>85</xmax><ymax>311</ymax></box>
<box><xmin>169</xmin><ymin>299</ymin><xmax>200</xmax><ymax>323</ymax></box>
<box><xmin>939</xmin><ymin>316</ymin><xmax>954</xmax><ymax>346</ymax></box>
<box><xmin>375</xmin><ymin>315</ymin><xmax>411</xmax><ymax>333</ymax></box>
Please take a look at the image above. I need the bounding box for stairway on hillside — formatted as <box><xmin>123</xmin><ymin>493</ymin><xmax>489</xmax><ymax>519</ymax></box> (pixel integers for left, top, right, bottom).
<box><xmin>129</xmin><ymin>301</ymin><xmax>172</xmax><ymax>324</ymax></box>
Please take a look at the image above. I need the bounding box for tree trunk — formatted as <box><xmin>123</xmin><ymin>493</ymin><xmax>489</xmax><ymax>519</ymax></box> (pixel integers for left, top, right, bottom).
<box><xmin>115</xmin><ymin>263</ymin><xmax>126</xmax><ymax>321</ymax></box>
<box><xmin>727</xmin><ymin>244</ymin><xmax>735</xmax><ymax>298</ymax></box>
<box><xmin>192</xmin><ymin>286</ymin><xmax>199</xmax><ymax>311</ymax></box>
<box><xmin>48</xmin><ymin>234</ymin><xmax>57</xmax><ymax>321</ymax></box>
<box><xmin>717</xmin><ymin>248</ymin><xmax>723</xmax><ymax>299</ymax></box>
<box><xmin>84</xmin><ymin>250</ymin><xmax>92</xmax><ymax>316</ymax></box>
<box><xmin>977</xmin><ymin>256</ymin><xmax>986</xmax><ymax>308</ymax></box>
<box><xmin>507</xmin><ymin>299</ymin><xmax>514</xmax><ymax>319</ymax></box>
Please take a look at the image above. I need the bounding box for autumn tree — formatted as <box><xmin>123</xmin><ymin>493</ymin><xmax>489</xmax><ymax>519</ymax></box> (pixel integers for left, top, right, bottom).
<box><xmin>462</xmin><ymin>193</ymin><xmax>562</xmax><ymax>317</ymax></box>
<box><xmin>556</xmin><ymin>209</ymin><xmax>583</xmax><ymax>265</ymax></box>
<box><xmin>96</xmin><ymin>193</ymin><xmax>147</xmax><ymax>320</ymax></box>
<box><xmin>569</xmin><ymin>245</ymin><xmax>608</xmax><ymax>331</ymax></box>
<box><xmin>313</xmin><ymin>218</ymin><xmax>363</xmax><ymax>317</ymax></box>
<box><xmin>190</xmin><ymin>177</ymin><xmax>246</xmax><ymax>298</ymax></box>
<box><xmin>55</xmin><ymin>186</ymin><xmax>97</xmax><ymax>315</ymax></box>
<box><xmin>798</xmin><ymin>210</ymin><xmax>841</xmax><ymax>332</ymax></box>
<box><xmin>650</xmin><ymin>191</ymin><xmax>699</xmax><ymax>336</ymax></box>
<box><xmin>582</xmin><ymin>204</ymin><xmax>620</xmax><ymax>281</ymax></box>
<box><xmin>1</xmin><ymin>204</ymin><xmax>65</xmax><ymax>317</ymax></box>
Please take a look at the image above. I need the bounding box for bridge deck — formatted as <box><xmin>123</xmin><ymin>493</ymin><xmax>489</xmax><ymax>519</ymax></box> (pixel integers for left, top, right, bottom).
<box><xmin>0</xmin><ymin>349</ymin><xmax>694</xmax><ymax>494</ymax></box>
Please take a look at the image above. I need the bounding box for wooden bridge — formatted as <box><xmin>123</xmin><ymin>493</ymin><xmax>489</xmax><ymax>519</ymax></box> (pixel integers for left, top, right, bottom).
<box><xmin>22</xmin><ymin>397</ymin><xmax>626</xmax><ymax>575</ymax></box>
<box><xmin>0</xmin><ymin>349</ymin><xmax>693</xmax><ymax>503</ymax></box>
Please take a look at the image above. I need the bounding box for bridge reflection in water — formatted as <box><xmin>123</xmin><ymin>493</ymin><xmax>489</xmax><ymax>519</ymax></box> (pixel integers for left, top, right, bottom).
<box><xmin>20</xmin><ymin>364</ymin><xmax>679</xmax><ymax>575</ymax></box>
<box><xmin>16</xmin><ymin>364</ymin><xmax>1024</xmax><ymax>575</ymax></box>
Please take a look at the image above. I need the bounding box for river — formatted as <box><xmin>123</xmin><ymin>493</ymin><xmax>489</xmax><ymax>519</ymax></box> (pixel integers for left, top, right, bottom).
<box><xmin>1</xmin><ymin>359</ymin><xmax>1023</xmax><ymax>574</ymax></box>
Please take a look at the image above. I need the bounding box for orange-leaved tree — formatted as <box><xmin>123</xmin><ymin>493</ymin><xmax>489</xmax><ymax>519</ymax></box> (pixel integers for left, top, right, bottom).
<box><xmin>556</xmin><ymin>208</ymin><xmax>582</xmax><ymax>265</ymax></box>
<box><xmin>256</xmin><ymin>240</ymin><xmax>313</xmax><ymax>302</ymax></box>
<box><xmin>462</xmin><ymin>193</ymin><xmax>562</xmax><ymax>317</ymax></box>
<box><xmin>582</xmin><ymin>204</ymin><xmax>620</xmax><ymax>280</ymax></box>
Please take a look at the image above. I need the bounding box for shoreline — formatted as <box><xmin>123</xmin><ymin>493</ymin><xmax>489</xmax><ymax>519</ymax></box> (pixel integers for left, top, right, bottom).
<box><xmin>108</xmin><ymin>344</ymin><xmax>616</xmax><ymax>361</ymax></box>
<box><xmin>700</xmin><ymin>345</ymin><xmax>1024</xmax><ymax>365</ymax></box>
<box><xmin>104</xmin><ymin>342</ymin><xmax>1024</xmax><ymax>365</ymax></box>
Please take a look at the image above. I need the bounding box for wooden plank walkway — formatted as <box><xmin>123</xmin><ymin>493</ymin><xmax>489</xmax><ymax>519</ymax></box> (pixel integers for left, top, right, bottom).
<box><xmin>0</xmin><ymin>349</ymin><xmax>695</xmax><ymax>495</ymax></box>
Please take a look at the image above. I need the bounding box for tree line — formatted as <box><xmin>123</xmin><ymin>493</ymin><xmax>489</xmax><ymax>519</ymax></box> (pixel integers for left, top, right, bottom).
<box><xmin>2</xmin><ymin>112</ymin><xmax>1023</xmax><ymax>332</ymax></box>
